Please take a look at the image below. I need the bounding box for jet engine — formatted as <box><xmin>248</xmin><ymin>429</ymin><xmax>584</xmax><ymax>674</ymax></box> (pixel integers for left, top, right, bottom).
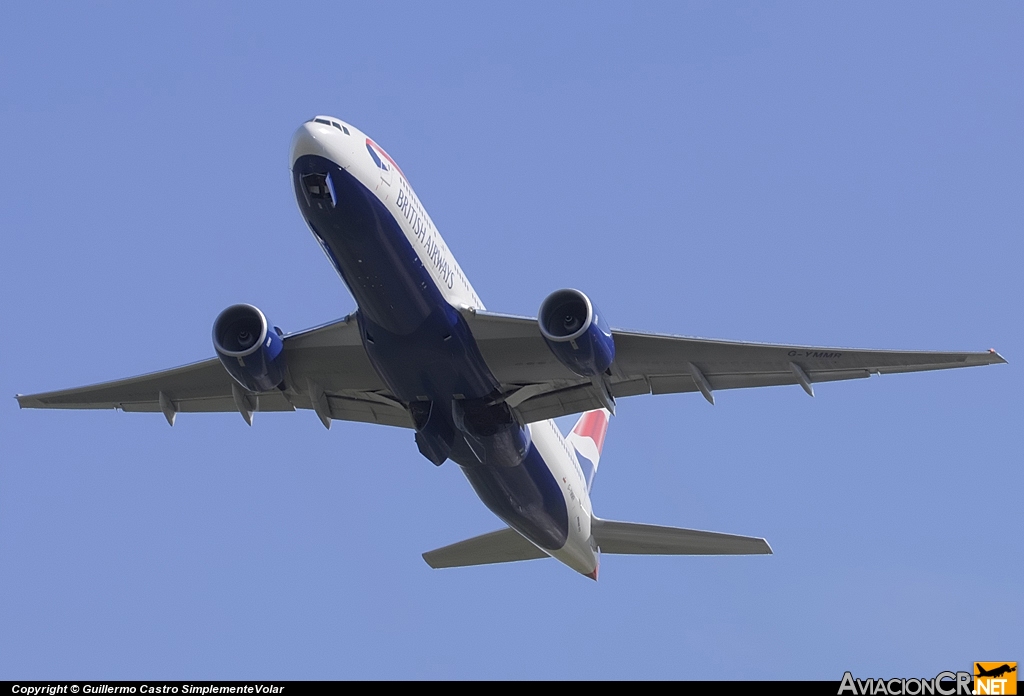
<box><xmin>212</xmin><ymin>304</ymin><xmax>286</xmax><ymax>392</ymax></box>
<box><xmin>538</xmin><ymin>289</ymin><xmax>615</xmax><ymax>377</ymax></box>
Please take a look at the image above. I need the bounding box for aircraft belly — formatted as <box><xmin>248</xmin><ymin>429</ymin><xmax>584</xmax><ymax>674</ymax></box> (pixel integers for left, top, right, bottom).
<box><xmin>293</xmin><ymin>154</ymin><xmax>499</xmax><ymax>402</ymax></box>
<box><xmin>293</xmin><ymin>154</ymin><xmax>435</xmax><ymax>335</ymax></box>
<box><xmin>530</xmin><ymin>423</ymin><xmax>599</xmax><ymax>574</ymax></box>
<box><xmin>460</xmin><ymin>443</ymin><xmax>570</xmax><ymax>551</ymax></box>
<box><xmin>295</xmin><ymin>149</ymin><xmax>571</xmax><ymax>556</ymax></box>
<box><xmin>355</xmin><ymin>310</ymin><xmax>500</xmax><ymax>404</ymax></box>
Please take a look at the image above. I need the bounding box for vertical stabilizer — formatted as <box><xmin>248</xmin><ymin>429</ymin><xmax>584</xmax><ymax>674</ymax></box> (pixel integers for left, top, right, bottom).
<box><xmin>566</xmin><ymin>408</ymin><xmax>610</xmax><ymax>491</ymax></box>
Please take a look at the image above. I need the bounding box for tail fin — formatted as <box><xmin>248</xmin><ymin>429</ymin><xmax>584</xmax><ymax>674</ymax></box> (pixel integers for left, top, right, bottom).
<box><xmin>566</xmin><ymin>408</ymin><xmax>610</xmax><ymax>492</ymax></box>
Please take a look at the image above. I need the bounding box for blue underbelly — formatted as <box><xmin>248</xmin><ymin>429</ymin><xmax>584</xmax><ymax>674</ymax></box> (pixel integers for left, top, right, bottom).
<box><xmin>461</xmin><ymin>443</ymin><xmax>570</xmax><ymax>551</ymax></box>
<box><xmin>293</xmin><ymin>155</ymin><xmax>435</xmax><ymax>335</ymax></box>
<box><xmin>292</xmin><ymin>154</ymin><xmax>569</xmax><ymax>551</ymax></box>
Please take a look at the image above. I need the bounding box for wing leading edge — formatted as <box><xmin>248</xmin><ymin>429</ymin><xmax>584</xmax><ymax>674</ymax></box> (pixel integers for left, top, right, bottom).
<box><xmin>16</xmin><ymin>315</ymin><xmax>413</xmax><ymax>429</ymax></box>
<box><xmin>17</xmin><ymin>310</ymin><xmax>1006</xmax><ymax>428</ymax></box>
<box><xmin>460</xmin><ymin>309</ymin><xmax>1006</xmax><ymax>423</ymax></box>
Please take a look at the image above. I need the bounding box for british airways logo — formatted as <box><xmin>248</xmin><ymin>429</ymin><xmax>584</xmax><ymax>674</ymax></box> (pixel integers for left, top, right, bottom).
<box><xmin>366</xmin><ymin>142</ymin><xmax>389</xmax><ymax>171</ymax></box>
<box><xmin>365</xmin><ymin>138</ymin><xmax>404</xmax><ymax>177</ymax></box>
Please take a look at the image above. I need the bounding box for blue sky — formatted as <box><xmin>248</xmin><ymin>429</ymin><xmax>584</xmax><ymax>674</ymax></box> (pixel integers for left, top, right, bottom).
<box><xmin>1</xmin><ymin>2</ymin><xmax>1020</xmax><ymax>680</ymax></box>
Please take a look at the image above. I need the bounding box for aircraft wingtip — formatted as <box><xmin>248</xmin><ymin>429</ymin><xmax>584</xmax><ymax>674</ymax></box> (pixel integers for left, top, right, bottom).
<box><xmin>988</xmin><ymin>349</ymin><xmax>1008</xmax><ymax>364</ymax></box>
<box><xmin>14</xmin><ymin>394</ymin><xmax>35</xmax><ymax>409</ymax></box>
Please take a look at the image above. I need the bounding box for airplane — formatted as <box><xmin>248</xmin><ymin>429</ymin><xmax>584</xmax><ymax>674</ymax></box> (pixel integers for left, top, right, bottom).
<box><xmin>976</xmin><ymin>664</ymin><xmax>1016</xmax><ymax>679</ymax></box>
<box><xmin>17</xmin><ymin>115</ymin><xmax>1007</xmax><ymax>580</ymax></box>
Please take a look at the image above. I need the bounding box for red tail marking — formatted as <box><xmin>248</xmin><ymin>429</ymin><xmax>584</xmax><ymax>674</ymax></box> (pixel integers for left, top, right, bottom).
<box><xmin>572</xmin><ymin>410</ymin><xmax>609</xmax><ymax>455</ymax></box>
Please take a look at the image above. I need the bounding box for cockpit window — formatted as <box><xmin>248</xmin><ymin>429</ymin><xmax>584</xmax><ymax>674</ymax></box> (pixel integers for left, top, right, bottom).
<box><xmin>313</xmin><ymin>118</ymin><xmax>350</xmax><ymax>135</ymax></box>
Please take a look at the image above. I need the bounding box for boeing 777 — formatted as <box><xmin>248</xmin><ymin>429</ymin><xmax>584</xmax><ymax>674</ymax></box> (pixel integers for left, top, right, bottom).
<box><xmin>17</xmin><ymin>116</ymin><xmax>1007</xmax><ymax>579</ymax></box>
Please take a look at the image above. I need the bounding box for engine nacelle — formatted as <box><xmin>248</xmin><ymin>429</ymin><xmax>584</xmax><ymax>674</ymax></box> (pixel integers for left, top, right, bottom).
<box><xmin>212</xmin><ymin>304</ymin><xmax>286</xmax><ymax>393</ymax></box>
<box><xmin>538</xmin><ymin>289</ymin><xmax>615</xmax><ymax>377</ymax></box>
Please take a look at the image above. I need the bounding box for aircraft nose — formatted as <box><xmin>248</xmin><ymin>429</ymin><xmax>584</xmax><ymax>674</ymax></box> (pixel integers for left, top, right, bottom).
<box><xmin>290</xmin><ymin>120</ymin><xmax>331</xmax><ymax>169</ymax></box>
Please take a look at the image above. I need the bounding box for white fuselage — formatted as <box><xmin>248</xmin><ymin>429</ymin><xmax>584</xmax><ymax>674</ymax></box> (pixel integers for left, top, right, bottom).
<box><xmin>291</xmin><ymin>117</ymin><xmax>599</xmax><ymax>577</ymax></box>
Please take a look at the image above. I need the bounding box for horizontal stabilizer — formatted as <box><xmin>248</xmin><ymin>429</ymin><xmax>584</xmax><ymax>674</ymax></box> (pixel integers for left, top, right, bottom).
<box><xmin>592</xmin><ymin>518</ymin><xmax>772</xmax><ymax>556</ymax></box>
<box><xmin>423</xmin><ymin>527</ymin><xmax>549</xmax><ymax>569</ymax></box>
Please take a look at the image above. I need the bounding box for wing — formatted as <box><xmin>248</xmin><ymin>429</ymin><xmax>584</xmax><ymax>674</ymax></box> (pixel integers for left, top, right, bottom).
<box><xmin>18</xmin><ymin>309</ymin><xmax>1007</xmax><ymax>428</ymax></box>
<box><xmin>16</xmin><ymin>316</ymin><xmax>413</xmax><ymax>428</ymax></box>
<box><xmin>463</xmin><ymin>309</ymin><xmax>1007</xmax><ymax>423</ymax></box>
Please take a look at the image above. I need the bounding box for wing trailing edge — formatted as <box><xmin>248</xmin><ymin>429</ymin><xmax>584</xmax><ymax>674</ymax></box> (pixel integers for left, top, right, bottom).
<box><xmin>460</xmin><ymin>309</ymin><xmax>1007</xmax><ymax>424</ymax></box>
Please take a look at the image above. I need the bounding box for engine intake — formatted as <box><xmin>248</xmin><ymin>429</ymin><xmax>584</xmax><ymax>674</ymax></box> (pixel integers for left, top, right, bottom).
<box><xmin>538</xmin><ymin>289</ymin><xmax>615</xmax><ymax>377</ymax></box>
<box><xmin>213</xmin><ymin>304</ymin><xmax>286</xmax><ymax>392</ymax></box>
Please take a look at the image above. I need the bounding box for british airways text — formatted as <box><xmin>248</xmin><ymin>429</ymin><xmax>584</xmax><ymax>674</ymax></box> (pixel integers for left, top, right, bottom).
<box><xmin>395</xmin><ymin>182</ymin><xmax>455</xmax><ymax>289</ymax></box>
